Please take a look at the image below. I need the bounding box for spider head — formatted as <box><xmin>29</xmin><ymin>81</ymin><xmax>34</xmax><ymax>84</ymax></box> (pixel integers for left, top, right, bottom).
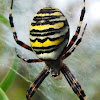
<box><xmin>45</xmin><ymin>59</ymin><xmax>62</xmax><ymax>77</ymax></box>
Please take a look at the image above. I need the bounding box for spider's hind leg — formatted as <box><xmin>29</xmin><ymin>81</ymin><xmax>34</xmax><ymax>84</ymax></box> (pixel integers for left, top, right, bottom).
<box><xmin>61</xmin><ymin>23</ymin><xmax>87</xmax><ymax>60</ymax></box>
<box><xmin>63</xmin><ymin>0</ymin><xmax>86</xmax><ymax>54</ymax></box>
<box><xmin>61</xmin><ymin>64</ymin><xmax>88</xmax><ymax>100</ymax></box>
<box><xmin>9</xmin><ymin>0</ymin><xmax>32</xmax><ymax>51</ymax></box>
<box><xmin>26</xmin><ymin>68</ymin><xmax>49</xmax><ymax>100</ymax></box>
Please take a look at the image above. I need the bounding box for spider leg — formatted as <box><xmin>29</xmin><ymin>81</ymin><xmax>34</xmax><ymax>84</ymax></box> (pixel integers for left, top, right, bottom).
<box><xmin>63</xmin><ymin>0</ymin><xmax>86</xmax><ymax>54</ymax></box>
<box><xmin>61</xmin><ymin>23</ymin><xmax>87</xmax><ymax>60</ymax></box>
<box><xmin>66</xmin><ymin>67</ymin><xmax>88</xmax><ymax>100</ymax></box>
<box><xmin>26</xmin><ymin>68</ymin><xmax>49</xmax><ymax>100</ymax></box>
<box><xmin>61</xmin><ymin>64</ymin><xmax>88</xmax><ymax>100</ymax></box>
<box><xmin>9</xmin><ymin>0</ymin><xmax>32</xmax><ymax>51</ymax></box>
<box><xmin>15</xmin><ymin>48</ymin><xmax>43</xmax><ymax>63</ymax></box>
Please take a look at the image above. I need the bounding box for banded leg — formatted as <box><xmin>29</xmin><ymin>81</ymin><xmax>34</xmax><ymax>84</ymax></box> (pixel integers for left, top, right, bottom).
<box><xmin>9</xmin><ymin>0</ymin><xmax>32</xmax><ymax>51</ymax></box>
<box><xmin>61</xmin><ymin>23</ymin><xmax>87</xmax><ymax>60</ymax></box>
<box><xmin>67</xmin><ymin>68</ymin><xmax>87</xmax><ymax>100</ymax></box>
<box><xmin>63</xmin><ymin>0</ymin><xmax>86</xmax><ymax>54</ymax></box>
<box><xmin>62</xmin><ymin>64</ymin><xmax>88</xmax><ymax>100</ymax></box>
<box><xmin>15</xmin><ymin>48</ymin><xmax>43</xmax><ymax>63</ymax></box>
<box><xmin>26</xmin><ymin>68</ymin><xmax>50</xmax><ymax>100</ymax></box>
<box><xmin>61</xmin><ymin>64</ymin><xmax>87</xmax><ymax>100</ymax></box>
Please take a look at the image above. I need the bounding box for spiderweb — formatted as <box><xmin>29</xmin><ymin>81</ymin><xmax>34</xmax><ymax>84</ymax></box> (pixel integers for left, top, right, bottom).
<box><xmin>0</xmin><ymin>0</ymin><xmax>100</xmax><ymax>100</ymax></box>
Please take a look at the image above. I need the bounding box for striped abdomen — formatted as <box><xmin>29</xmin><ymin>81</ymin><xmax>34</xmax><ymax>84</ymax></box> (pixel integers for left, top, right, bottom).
<box><xmin>30</xmin><ymin>7</ymin><xmax>69</xmax><ymax>60</ymax></box>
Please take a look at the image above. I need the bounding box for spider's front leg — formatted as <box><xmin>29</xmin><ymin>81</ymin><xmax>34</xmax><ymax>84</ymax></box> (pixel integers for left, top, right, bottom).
<box><xmin>26</xmin><ymin>68</ymin><xmax>49</xmax><ymax>100</ymax></box>
<box><xmin>61</xmin><ymin>64</ymin><xmax>88</xmax><ymax>100</ymax></box>
<box><xmin>9</xmin><ymin>0</ymin><xmax>32</xmax><ymax>51</ymax></box>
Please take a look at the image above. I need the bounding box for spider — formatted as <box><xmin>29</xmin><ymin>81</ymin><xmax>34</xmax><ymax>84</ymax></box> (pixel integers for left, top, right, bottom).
<box><xmin>9</xmin><ymin>0</ymin><xmax>87</xmax><ymax>100</ymax></box>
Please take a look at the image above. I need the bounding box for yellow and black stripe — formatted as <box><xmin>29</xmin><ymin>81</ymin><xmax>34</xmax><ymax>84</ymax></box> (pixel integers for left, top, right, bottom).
<box><xmin>30</xmin><ymin>7</ymin><xmax>69</xmax><ymax>60</ymax></box>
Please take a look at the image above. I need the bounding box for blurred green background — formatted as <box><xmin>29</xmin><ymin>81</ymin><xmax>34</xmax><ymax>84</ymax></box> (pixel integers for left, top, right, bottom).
<box><xmin>0</xmin><ymin>0</ymin><xmax>100</xmax><ymax>100</ymax></box>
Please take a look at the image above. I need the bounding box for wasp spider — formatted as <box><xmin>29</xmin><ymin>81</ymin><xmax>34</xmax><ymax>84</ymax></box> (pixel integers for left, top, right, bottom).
<box><xmin>9</xmin><ymin>0</ymin><xmax>87</xmax><ymax>100</ymax></box>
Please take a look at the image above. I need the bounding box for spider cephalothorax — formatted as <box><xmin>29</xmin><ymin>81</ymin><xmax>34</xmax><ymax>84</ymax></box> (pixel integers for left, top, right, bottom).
<box><xmin>9</xmin><ymin>0</ymin><xmax>88</xmax><ymax>100</ymax></box>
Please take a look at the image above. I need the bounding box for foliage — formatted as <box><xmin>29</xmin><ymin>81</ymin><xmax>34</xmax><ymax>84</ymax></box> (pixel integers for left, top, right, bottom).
<box><xmin>0</xmin><ymin>55</ymin><xmax>19</xmax><ymax>92</ymax></box>
<box><xmin>0</xmin><ymin>13</ymin><xmax>10</xmax><ymax>28</ymax></box>
<box><xmin>0</xmin><ymin>88</ymin><xmax>9</xmax><ymax>100</ymax></box>
<box><xmin>0</xmin><ymin>49</ymin><xmax>19</xmax><ymax>99</ymax></box>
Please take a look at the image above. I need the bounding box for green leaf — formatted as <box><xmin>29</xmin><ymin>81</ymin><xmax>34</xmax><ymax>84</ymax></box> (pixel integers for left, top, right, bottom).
<box><xmin>0</xmin><ymin>88</ymin><xmax>9</xmax><ymax>100</ymax></box>
<box><xmin>0</xmin><ymin>55</ymin><xmax>19</xmax><ymax>92</ymax></box>
<box><xmin>0</xmin><ymin>13</ymin><xmax>10</xmax><ymax>28</ymax></box>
